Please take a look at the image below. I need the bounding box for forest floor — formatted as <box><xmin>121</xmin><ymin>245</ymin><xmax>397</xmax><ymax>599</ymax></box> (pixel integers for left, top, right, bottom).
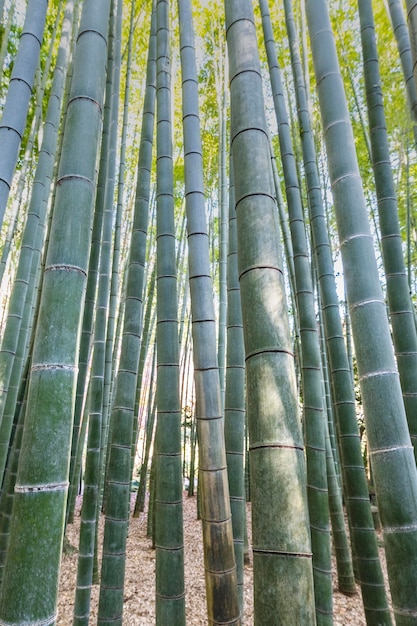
<box><xmin>57</xmin><ymin>494</ymin><xmax>392</xmax><ymax>625</ymax></box>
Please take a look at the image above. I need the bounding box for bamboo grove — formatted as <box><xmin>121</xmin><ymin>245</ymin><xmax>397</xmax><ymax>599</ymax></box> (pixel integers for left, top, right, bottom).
<box><xmin>1</xmin><ymin>0</ymin><xmax>417</xmax><ymax>624</ymax></box>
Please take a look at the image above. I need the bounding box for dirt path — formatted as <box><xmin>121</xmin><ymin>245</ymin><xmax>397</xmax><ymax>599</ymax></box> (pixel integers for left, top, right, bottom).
<box><xmin>57</xmin><ymin>494</ymin><xmax>389</xmax><ymax>625</ymax></box>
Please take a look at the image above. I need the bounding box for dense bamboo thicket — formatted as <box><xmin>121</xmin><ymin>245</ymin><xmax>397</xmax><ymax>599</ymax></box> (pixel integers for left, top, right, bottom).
<box><xmin>0</xmin><ymin>0</ymin><xmax>417</xmax><ymax>624</ymax></box>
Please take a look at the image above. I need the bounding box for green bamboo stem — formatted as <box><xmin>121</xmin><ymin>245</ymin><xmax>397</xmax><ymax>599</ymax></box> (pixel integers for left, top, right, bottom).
<box><xmin>306</xmin><ymin>3</ymin><xmax>417</xmax><ymax>623</ymax></box>
<box><xmin>324</xmin><ymin>415</ymin><xmax>355</xmax><ymax>595</ymax></box>
<box><xmin>0</xmin><ymin>0</ymin><xmax>49</xmax><ymax>228</ymax></box>
<box><xmin>2</xmin><ymin>226</ymin><xmax>45</xmax><ymax>445</ymax></box>
<box><xmin>260</xmin><ymin>2</ymin><xmax>332</xmax><ymax>621</ymax></box>
<box><xmin>319</xmin><ymin>311</ymin><xmax>340</xmax><ymax>486</ymax></box>
<box><xmin>97</xmin><ymin>6</ymin><xmax>156</xmax><ymax>623</ymax></box>
<box><xmin>359</xmin><ymin>0</ymin><xmax>417</xmax><ymax>460</ymax></box>
<box><xmin>0</xmin><ymin>2</ymin><xmax>111</xmax><ymax>622</ymax></box>
<box><xmin>179</xmin><ymin>317</ymin><xmax>192</xmax><ymax>427</ymax></box>
<box><xmin>103</xmin><ymin>151</ymin><xmax>155</xmax><ymax>517</ymax></box>
<box><xmin>94</xmin><ymin>0</ymin><xmax>129</xmax><ymax>523</ymax></box>
<box><xmin>131</xmin><ymin>261</ymin><xmax>157</xmax><ymax>462</ymax></box>
<box><xmin>153</xmin><ymin>1</ymin><xmax>185</xmax><ymax>622</ymax></box>
<box><xmin>147</xmin><ymin>455</ymin><xmax>156</xmax><ymax>542</ymax></box>
<box><xmin>0</xmin><ymin>0</ymin><xmax>75</xmax><ymax>488</ymax></box>
<box><xmin>133</xmin><ymin>343</ymin><xmax>157</xmax><ymax>517</ymax></box>
<box><xmin>187</xmin><ymin>408</ymin><xmax>197</xmax><ymax>498</ymax></box>
<box><xmin>224</xmin><ymin>164</ymin><xmax>246</xmax><ymax>612</ymax></box>
<box><xmin>72</xmin><ymin>1</ymin><xmax>122</xmax><ymax>621</ymax></box>
<box><xmin>65</xmin><ymin>0</ymin><xmax>118</xmax><ymax>524</ymax></box>
<box><xmin>344</xmin><ymin>295</ymin><xmax>354</xmax><ymax>384</ymax></box>
<box><xmin>225</xmin><ymin>1</ymin><xmax>315</xmax><ymax>622</ymax></box>
<box><xmin>102</xmin><ymin>0</ymin><xmax>139</xmax><ymax>494</ymax></box>
<box><xmin>0</xmin><ymin>357</ymin><xmax>29</xmax><ymax>582</ymax></box>
<box><xmin>317</xmin><ymin>280</ymin><xmax>354</xmax><ymax>593</ymax></box>
<box><xmin>179</xmin><ymin>1</ymin><xmax>242</xmax><ymax>623</ymax></box>
<box><xmin>100</xmin><ymin>229</ymin><xmax>130</xmax><ymax>517</ymax></box>
<box><xmin>285</xmin><ymin>2</ymin><xmax>392</xmax><ymax>618</ymax></box>
<box><xmin>217</xmin><ymin>81</ymin><xmax>228</xmax><ymax>405</ymax></box>
<box><xmin>385</xmin><ymin>0</ymin><xmax>417</xmax><ymax>120</ymax></box>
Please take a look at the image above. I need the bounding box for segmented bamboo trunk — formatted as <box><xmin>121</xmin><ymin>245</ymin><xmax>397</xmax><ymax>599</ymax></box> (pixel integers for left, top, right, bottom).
<box><xmin>405</xmin><ymin>0</ymin><xmax>417</xmax><ymax>106</ymax></box>
<box><xmin>134</xmin><ymin>342</ymin><xmax>157</xmax><ymax>517</ymax></box>
<box><xmin>283</xmin><ymin>0</ymin><xmax>391</xmax><ymax>618</ymax></box>
<box><xmin>359</xmin><ymin>0</ymin><xmax>417</xmax><ymax>460</ymax></box>
<box><xmin>217</xmin><ymin>83</ymin><xmax>228</xmax><ymax>405</ymax></box>
<box><xmin>101</xmin><ymin>0</ymin><xmax>138</xmax><ymax>504</ymax></box>
<box><xmin>225</xmin><ymin>1</ymin><xmax>316</xmax><ymax>623</ymax></box>
<box><xmin>386</xmin><ymin>0</ymin><xmax>417</xmax><ymax>120</ymax></box>
<box><xmin>306</xmin><ymin>3</ymin><xmax>417</xmax><ymax>623</ymax></box>
<box><xmin>178</xmin><ymin>0</ymin><xmax>240</xmax><ymax>622</ymax></box>
<box><xmin>225</xmin><ymin>166</ymin><xmax>246</xmax><ymax>611</ymax></box>
<box><xmin>73</xmin><ymin>0</ymin><xmax>122</xmax><ymax>619</ymax></box>
<box><xmin>259</xmin><ymin>2</ymin><xmax>332</xmax><ymax>621</ymax></box>
<box><xmin>0</xmin><ymin>1</ymin><xmax>111</xmax><ymax>623</ymax></box>
<box><xmin>153</xmin><ymin>0</ymin><xmax>185</xmax><ymax>622</ymax></box>
<box><xmin>66</xmin><ymin>5</ymin><xmax>119</xmax><ymax>524</ymax></box>
<box><xmin>0</xmin><ymin>0</ymin><xmax>49</xmax><ymax>228</ymax></box>
<box><xmin>0</xmin><ymin>0</ymin><xmax>16</xmax><ymax>88</ymax></box>
<box><xmin>97</xmin><ymin>6</ymin><xmax>156</xmax><ymax>624</ymax></box>
<box><xmin>0</xmin><ymin>0</ymin><xmax>74</xmax><ymax>486</ymax></box>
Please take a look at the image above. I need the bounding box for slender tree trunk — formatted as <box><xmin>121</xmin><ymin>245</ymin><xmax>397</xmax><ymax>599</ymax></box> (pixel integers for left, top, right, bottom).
<box><xmin>404</xmin><ymin>0</ymin><xmax>417</xmax><ymax>111</ymax></box>
<box><xmin>97</xmin><ymin>5</ymin><xmax>156</xmax><ymax>623</ymax></box>
<box><xmin>285</xmin><ymin>1</ymin><xmax>392</xmax><ymax>619</ymax></box>
<box><xmin>131</xmin><ymin>264</ymin><xmax>156</xmax><ymax>479</ymax></box>
<box><xmin>178</xmin><ymin>0</ymin><xmax>240</xmax><ymax>622</ymax></box>
<box><xmin>0</xmin><ymin>2</ymin><xmax>111</xmax><ymax>622</ymax></box>
<box><xmin>359</xmin><ymin>0</ymin><xmax>417</xmax><ymax>459</ymax></box>
<box><xmin>187</xmin><ymin>408</ymin><xmax>197</xmax><ymax>497</ymax></box>
<box><xmin>0</xmin><ymin>0</ymin><xmax>49</xmax><ymax>228</ymax></box>
<box><xmin>225</xmin><ymin>1</ymin><xmax>316</xmax><ymax>623</ymax></box>
<box><xmin>260</xmin><ymin>3</ymin><xmax>332</xmax><ymax>621</ymax></box>
<box><xmin>133</xmin><ymin>344</ymin><xmax>157</xmax><ymax>517</ymax></box>
<box><xmin>100</xmin><ymin>0</ymin><xmax>136</xmax><ymax>509</ymax></box>
<box><xmin>153</xmin><ymin>1</ymin><xmax>185</xmax><ymax>622</ymax></box>
<box><xmin>224</xmin><ymin>165</ymin><xmax>246</xmax><ymax>612</ymax></box>
<box><xmin>73</xmin><ymin>0</ymin><xmax>122</xmax><ymax>619</ymax></box>
<box><xmin>306</xmin><ymin>3</ymin><xmax>417</xmax><ymax>623</ymax></box>
<box><xmin>0</xmin><ymin>0</ymin><xmax>15</xmax><ymax>87</ymax></box>
<box><xmin>0</xmin><ymin>374</ymin><xmax>27</xmax><ymax>582</ymax></box>
<box><xmin>0</xmin><ymin>0</ymin><xmax>74</xmax><ymax>487</ymax></box>
<box><xmin>385</xmin><ymin>0</ymin><xmax>417</xmax><ymax>121</ymax></box>
<box><xmin>217</xmin><ymin>79</ymin><xmax>228</xmax><ymax>405</ymax></box>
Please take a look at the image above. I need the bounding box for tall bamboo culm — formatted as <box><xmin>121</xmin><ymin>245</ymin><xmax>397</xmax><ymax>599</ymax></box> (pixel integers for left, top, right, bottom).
<box><xmin>0</xmin><ymin>0</ymin><xmax>49</xmax><ymax>228</ymax></box>
<box><xmin>73</xmin><ymin>0</ymin><xmax>122</xmax><ymax>619</ymax></box>
<box><xmin>153</xmin><ymin>0</ymin><xmax>185</xmax><ymax>622</ymax></box>
<box><xmin>359</xmin><ymin>0</ymin><xmax>417</xmax><ymax>459</ymax></box>
<box><xmin>178</xmin><ymin>0</ymin><xmax>240</xmax><ymax>622</ymax></box>
<box><xmin>97</xmin><ymin>5</ymin><xmax>156</xmax><ymax>623</ymax></box>
<box><xmin>0</xmin><ymin>1</ymin><xmax>111</xmax><ymax>622</ymax></box>
<box><xmin>0</xmin><ymin>0</ymin><xmax>75</xmax><ymax>487</ymax></box>
<box><xmin>225</xmin><ymin>1</ymin><xmax>316</xmax><ymax>623</ymax></box>
<box><xmin>283</xmin><ymin>1</ymin><xmax>391</xmax><ymax>619</ymax></box>
<box><xmin>224</xmin><ymin>165</ymin><xmax>246</xmax><ymax>612</ymax></box>
<box><xmin>306</xmin><ymin>3</ymin><xmax>417</xmax><ymax>623</ymax></box>
<box><xmin>259</xmin><ymin>2</ymin><xmax>332</xmax><ymax>622</ymax></box>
